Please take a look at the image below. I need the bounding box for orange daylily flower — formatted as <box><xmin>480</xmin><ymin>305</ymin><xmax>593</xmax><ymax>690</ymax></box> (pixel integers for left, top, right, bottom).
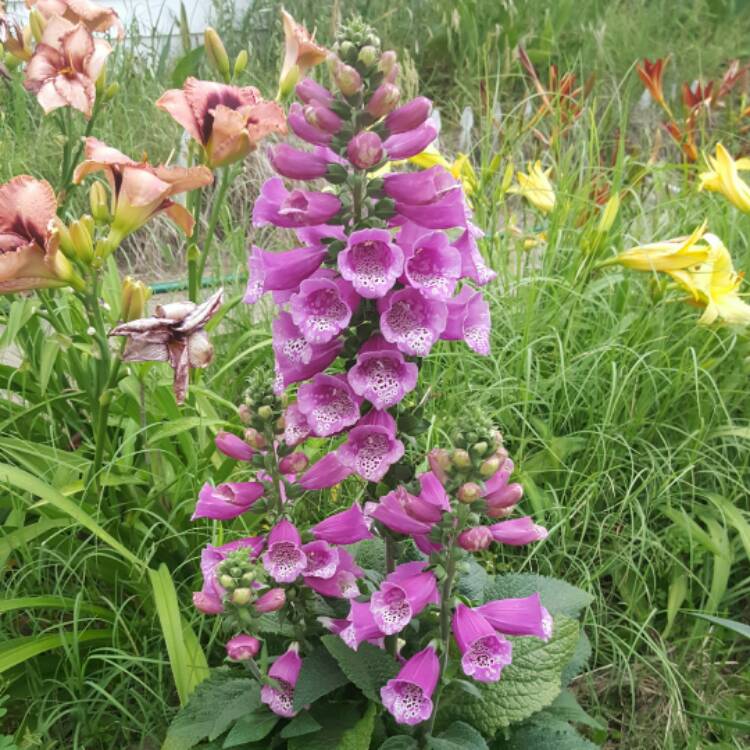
<box><xmin>24</xmin><ymin>16</ymin><xmax>111</xmax><ymax>117</ymax></box>
<box><xmin>681</xmin><ymin>80</ymin><xmax>713</xmax><ymax>111</ymax></box>
<box><xmin>636</xmin><ymin>57</ymin><xmax>669</xmax><ymax>110</ymax></box>
<box><xmin>73</xmin><ymin>138</ymin><xmax>213</xmax><ymax>245</ymax></box>
<box><xmin>156</xmin><ymin>78</ymin><xmax>286</xmax><ymax>168</ymax></box>
<box><xmin>278</xmin><ymin>9</ymin><xmax>327</xmax><ymax>97</ymax></box>
<box><xmin>664</xmin><ymin>119</ymin><xmax>698</xmax><ymax>162</ymax></box>
<box><xmin>27</xmin><ymin>0</ymin><xmax>124</xmax><ymax>38</ymax></box>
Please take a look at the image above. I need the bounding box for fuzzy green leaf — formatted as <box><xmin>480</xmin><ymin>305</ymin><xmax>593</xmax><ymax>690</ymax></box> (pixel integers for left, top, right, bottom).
<box><xmin>280</xmin><ymin>713</ymin><xmax>322</xmax><ymax>739</ymax></box>
<box><xmin>378</xmin><ymin>738</ymin><xmax>418</xmax><ymax>749</ymax></box>
<box><xmin>427</xmin><ymin>721</ymin><xmax>488</xmax><ymax>749</ymax></box>
<box><xmin>496</xmin><ymin>713</ymin><xmax>600</xmax><ymax>749</ymax></box>
<box><xmin>222</xmin><ymin>710</ymin><xmax>278</xmax><ymax>747</ymax></box>
<box><xmin>293</xmin><ymin>645</ymin><xmax>350</xmax><ymax>710</ymax></box>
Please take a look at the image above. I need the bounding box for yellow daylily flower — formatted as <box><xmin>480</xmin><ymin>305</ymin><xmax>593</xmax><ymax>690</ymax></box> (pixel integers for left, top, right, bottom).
<box><xmin>507</xmin><ymin>161</ymin><xmax>555</xmax><ymax>214</ymax></box>
<box><xmin>699</xmin><ymin>143</ymin><xmax>750</xmax><ymax>213</ymax></box>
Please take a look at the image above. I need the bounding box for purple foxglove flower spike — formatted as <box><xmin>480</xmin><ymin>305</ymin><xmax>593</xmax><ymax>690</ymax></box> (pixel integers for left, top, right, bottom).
<box><xmin>262</xmin><ymin>519</ymin><xmax>307</xmax><ymax>583</ymax></box>
<box><xmin>369</xmin><ymin>487</ymin><xmax>434</xmax><ymax>536</ymax></box>
<box><xmin>458</xmin><ymin>526</ymin><xmax>493</xmax><ymax>551</ymax></box>
<box><xmin>254</xmin><ymin>587</ymin><xmax>286</xmax><ymax>613</ymax></box>
<box><xmin>310</xmin><ymin>502</ymin><xmax>373</xmax><ymax>544</ymax></box>
<box><xmin>489</xmin><ymin>517</ymin><xmax>548</xmax><ymax>546</ymax></box>
<box><xmin>338</xmin><ymin>228</ymin><xmax>404</xmax><ymax>299</ymax></box>
<box><xmin>261</xmin><ymin>644</ymin><xmax>302</xmax><ymax>718</ymax></box>
<box><xmin>304</xmin><ymin>549</ymin><xmax>363</xmax><ymax>599</ymax></box>
<box><xmin>297</xmin><ymin>373</ymin><xmax>362</xmax><ymax>437</ymax></box>
<box><xmin>476</xmin><ymin>594</ymin><xmax>554</xmax><ymax>642</ymax></box>
<box><xmin>290</xmin><ymin>276</ymin><xmax>359</xmax><ymax>345</ymax></box>
<box><xmin>340</xmin><ymin>600</ymin><xmax>386</xmax><ymax>650</ymax></box>
<box><xmin>370</xmin><ymin>562</ymin><xmax>439</xmax><ymax>635</ymax></box>
<box><xmin>215</xmin><ymin>431</ymin><xmax>254</xmax><ymax>461</ymax></box>
<box><xmin>244</xmin><ymin>244</ymin><xmax>326</xmax><ymax>304</ymax></box>
<box><xmin>192</xmin><ymin>481</ymin><xmax>264</xmax><ymax>520</ymax></box>
<box><xmin>384</xmin><ymin>165</ymin><xmax>457</xmax><ymax>204</ymax></box>
<box><xmin>453</xmin><ymin>228</ymin><xmax>497</xmax><ymax>286</ymax></box>
<box><xmin>226</xmin><ymin>634</ymin><xmax>261</xmax><ymax>660</ymax></box>
<box><xmin>394</xmin><ymin>190</ymin><xmax>468</xmax><ymax>230</ymax></box>
<box><xmin>442</xmin><ymin>286</ymin><xmax>491</xmax><ymax>356</ymax></box>
<box><xmin>299</xmin><ymin>451</ymin><xmax>353</xmax><ymax>490</ymax></box>
<box><xmin>301</xmin><ymin>540</ymin><xmax>340</xmax><ymax>580</ymax></box>
<box><xmin>296</xmin><ymin>78</ymin><xmax>333</xmax><ymax>105</ymax></box>
<box><xmin>304</xmin><ymin>102</ymin><xmax>342</xmax><ymax>133</ymax></box>
<box><xmin>381</xmin><ymin>646</ymin><xmax>439</xmax><ymax>725</ymax></box>
<box><xmin>404</xmin><ymin>231</ymin><xmax>462</xmax><ymax>301</ymax></box>
<box><xmin>288</xmin><ymin>102</ymin><xmax>333</xmax><ymax>145</ymax></box>
<box><xmin>452</xmin><ymin>603</ymin><xmax>513</xmax><ymax>683</ymax></box>
<box><xmin>336</xmin><ymin>412</ymin><xmax>405</xmax><ymax>483</ymax></box>
<box><xmin>366</xmin><ymin>82</ymin><xmax>401</xmax><ymax>119</ymax></box>
<box><xmin>283</xmin><ymin>402</ymin><xmax>311</xmax><ymax>446</ymax></box>
<box><xmin>347</xmin><ymin>131</ymin><xmax>385</xmax><ymax>170</ymax></box>
<box><xmin>346</xmin><ymin>334</ymin><xmax>418</xmax><ymax>410</ymax></box>
<box><xmin>253</xmin><ymin>178</ymin><xmax>341</xmax><ymax>228</ymax></box>
<box><xmin>379</xmin><ymin>287</ymin><xmax>448</xmax><ymax>357</ymax></box>
<box><xmin>486</xmin><ymin>484</ymin><xmax>523</xmax><ymax>518</ymax></box>
<box><xmin>268</xmin><ymin>143</ymin><xmax>331</xmax><ymax>181</ymax></box>
<box><xmin>383</xmin><ymin>122</ymin><xmax>437</xmax><ymax>159</ymax></box>
<box><xmin>385</xmin><ymin>96</ymin><xmax>432</xmax><ymax>134</ymax></box>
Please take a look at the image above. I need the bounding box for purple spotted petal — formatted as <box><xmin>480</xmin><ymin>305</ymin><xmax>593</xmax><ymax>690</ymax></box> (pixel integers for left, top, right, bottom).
<box><xmin>404</xmin><ymin>231</ymin><xmax>462</xmax><ymax>301</ymax></box>
<box><xmin>380</xmin><ymin>646</ymin><xmax>439</xmax><ymax>726</ymax></box>
<box><xmin>261</xmin><ymin>645</ymin><xmax>301</xmax><ymax>718</ymax></box>
<box><xmin>288</xmin><ymin>102</ymin><xmax>332</xmax><ymax>145</ymax></box>
<box><xmin>301</xmin><ymin>540</ymin><xmax>340</xmax><ymax>579</ymax></box>
<box><xmin>453</xmin><ymin>228</ymin><xmax>496</xmax><ymax>286</ymax></box>
<box><xmin>283</xmin><ymin>402</ymin><xmax>311</xmax><ymax>446</ymax></box>
<box><xmin>452</xmin><ymin>604</ymin><xmax>512</xmax><ymax>683</ymax></box>
<box><xmin>297</xmin><ymin>373</ymin><xmax>362</xmax><ymax>437</ymax></box>
<box><xmin>290</xmin><ymin>276</ymin><xmax>359</xmax><ymax>344</ymax></box>
<box><xmin>338</xmin><ymin>228</ymin><xmax>404</xmax><ymax>299</ymax></box>
<box><xmin>262</xmin><ymin>519</ymin><xmax>307</xmax><ymax>583</ymax></box>
<box><xmin>442</xmin><ymin>286</ymin><xmax>491</xmax><ymax>355</ymax></box>
<box><xmin>191</xmin><ymin>481</ymin><xmax>264</xmax><ymax>520</ymax></box>
<box><xmin>379</xmin><ymin>287</ymin><xmax>448</xmax><ymax>357</ymax></box>
<box><xmin>336</xmin><ymin>420</ymin><xmax>405</xmax><ymax>483</ymax></box>
<box><xmin>370</xmin><ymin>564</ymin><xmax>439</xmax><ymax>635</ymax></box>
<box><xmin>340</xmin><ymin>599</ymin><xmax>386</xmax><ymax>650</ymax></box>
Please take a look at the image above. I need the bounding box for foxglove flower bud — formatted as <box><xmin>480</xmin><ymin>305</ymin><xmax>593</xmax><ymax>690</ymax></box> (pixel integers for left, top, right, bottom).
<box><xmin>331</xmin><ymin>58</ymin><xmax>362</xmax><ymax>96</ymax></box>
<box><xmin>215</xmin><ymin>432</ymin><xmax>254</xmax><ymax>461</ymax></box>
<box><xmin>254</xmin><ymin>588</ymin><xmax>286</xmax><ymax>613</ymax></box>
<box><xmin>244</xmin><ymin>427</ymin><xmax>267</xmax><ymax>449</ymax></box>
<box><xmin>279</xmin><ymin>452</ymin><xmax>309</xmax><ymax>474</ymax></box>
<box><xmin>346</xmin><ymin>131</ymin><xmax>385</xmax><ymax>170</ymax></box>
<box><xmin>366</xmin><ymin>83</ymin><xmax>400</xmax><ymax>119</ymax></box>
<box><xmin>458</xmin><ymin>482</ymin><xmax>482</xmax><ymax>503</ymax></box>
<box><xmin>226</xmin><ymin>634</ymin><xmax>261</xmax><ymax>660</ymax></box>
<box><xmin>385</xmin><ymin>97</ymin><xmax>432</xmax><ymax>134</ymax></box>
<box><xmin>457</xmin><ymin>526</ymin><xmax>493</xmax><ymax>551</ymax></box>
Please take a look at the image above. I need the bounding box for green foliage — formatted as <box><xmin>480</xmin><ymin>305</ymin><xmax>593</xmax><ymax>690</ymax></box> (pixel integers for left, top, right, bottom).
<box><xmin>427</xmin><ymin>721</ymin><xmax>488</xmax><ymax>749</ymax></box>
<box><xmin>495</xmin><ymin>714</ymin><xmax>600</xmax><ymax>750</ymax></box>
<box><xmin>293</xmin><ymin>645</ymin><xmax>350</xmax><ymax>710</ymax></box>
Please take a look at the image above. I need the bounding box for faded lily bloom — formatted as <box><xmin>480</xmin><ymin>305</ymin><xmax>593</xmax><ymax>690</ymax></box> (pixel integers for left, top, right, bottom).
<box><xmin>109</xmin><ymin>288</ymin><xmax>223</xmax><ymax>404</ymax></box>
<box><xmin>699</xmin><ymin>143</ymin><xmax>750</xmax><ymax>213</ymax></box>
<box><xmin>0</xmin><ymin>175</ymin><xmax>80</xmax><ymax>293</ymax></box>
<box><xmin>24</xmin><ymin>16</ymin><xmax>111</xmax><ymax>117</ymax></box>
<box><xmin>452</xmin><ymin>603</ymin><xmax>512</xmax><ymax>683</ymax></box>
<box><xmin>381</xmin><ymin>646</ymin><xmax>439</xmax><ymax>725</ymax></box>
<box><xmin>73</xmin><ymin>138</ymin><xmax>213</xmax><ymax>243</ymax></box>
<box><xmin>278</xmin><ymin>9</ymin><xmax>327</xmax><ymax>97</ymax></box>
<box><xmin>507</xmin><ymin>161</ymin><xmax>555</xmax><ymax>214</ymax></box>
<box><xmin>261</xmin><ymin>644</ymin><xmax>302</xmax><ymax>718</ymax></box>
<box><xmin>29</xmin><ymin>0</ymin><xmax>124</xmax><ymax>37</ymax></box>
<box><xmin>192</xmin><ymin>481</ymin><xmax>265</xmax><ymax>520</ymax></box>
<box><xmin>157</xmin><ymin>78</ymin><xmax>286</xmax><ymax>168</ymax></box>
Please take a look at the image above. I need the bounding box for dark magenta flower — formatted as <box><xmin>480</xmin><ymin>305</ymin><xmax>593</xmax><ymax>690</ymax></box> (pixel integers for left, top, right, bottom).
<box><xmin>253</xmin><ymin>178</ymin><xmax>341</xmax><ymax>228</ymax></box>
<box><xmin>384</xmin><ymin>165</ymin><xmax>457</xmax><ymax>204</ymax></box>
<box><xmin>304</xmin><ymin>548</ymin><xmax>363</xmax><ymax>599</ymax></box>
<box><xmin>385</xmin><ymin>96</ymin><xmax>432</xmax><ymax>134</ymax></box>
<box><xmin>295</xmin><ymin>77</ymin><xmax>333</xmax><ymax>104</ymax></box>
<box><xmin>369</xmin><ymin>487</ymin><xmax>434</xmax><ymax>536</ymax></box>
<box><xmin>244</xmin><ymin>244</ymin><xmax>326</xmax><ymax>304</ymax></box>
<box><xmin>379</xmin><ymin>287</ymin><xmax>448</xmax><ymax>356</ymax></box>
<box><xmin>226</xmin><ymin>634</ymin><xmax>261</xmax><ymax>661</ymax></box>
<box><xmin>215</xmin><ymin>431</ymin><xmax>254</xmax><ymax>461</ymax></box>
<box><xmin>340</xmin><ymin>600</ymin><xmax>386</xmax><ymax>650</ymax></box>
<box><xmin>381</xmin><ymin>646</ymin><xmax>439</xmax><ymax>725</ymax></box>
<box><xmin>191</xmin><ymin>481</ymin><xmax>264</xmax><ymax>520</ymax></box>
<box><xmin>404</xmin><ymin>231</ymin><xmax>462</xmax><ymax>301</ymax></box>
<box><xmin>476</xmin><ymin>594</ymin><xmax>553</xmax><ymax>642</ymax></box>
<box><xmin>262</xmin><ymin>519</ymin><xmax>307</xmax><ymax>583</ymax></box>
<box><xmin>370</xmin><ymin>562</ymin><xmax>440</xmax><ymax>635</ymax></box>
<box><xmin>489</xmin><ymin>517</ymin><xmax>548</xmax><ymax>546</ymax></box>
<box><xmin>336</xmin><ymin>410</ymin><xmax>405</xmax><ymax>483</ymax></box>
<box><xmin>453</xmin><ymin>227</ymin><xmax>497</xmax><ymax>286</ymax></box>
<box><xmin>366</xmin><ymin>82</ymin><xmax>400</xmax><ymax>119</ymax></box>
<box><xmin>288</xmin><ymin>102</ymin><xmax>332</xmax><ymax>145</ymax></box>
<box><xmin>290</xmin><ymin>275</ymin><xmax>359</xmax><ymax>344</ymax></box>
<box><xmin>254</xmin><ymin>588</ymin><xmax>286</xmax><ymax>613</ymax></box>
<box><xmin>452</xmin><ymin>603</ymin><xmax>512</xmax><ymax>683</ymax></box>
<box><xmin>301</xmin><ymin>540</ymin><xmax>339</xmax><ymax>579</ymax></box>
<box><xmin>310</xmin><ymin>502</ymin><xmax>373</xmax><ymax>544</ymax></box>
<box><xmin>261</xmin><ymin>644</ymin><xmax>302</xmax><ymax>718</ymax></box>
<box><xmin>268</xmin><ymin>143</ymin><xmax>331</xmax><ymax>180</ymax></box>
<box><xmin>384</xmin><ymin>122</ymin><xmax>437</xmax><ymax>159</ymax></box>
<box><xmin>442</xmin><ymin>286</ymin><xmax>491</xmax><ymax>356</ymax></box>
<box><xmin>299</xmin><ymin>452</ymin><xmax>353</xmax><ymax>490</ymax></box>
<box><xmin>338</xmin><ymin>228</ymin><xmax>404</xmax><ymax>299</ymax></box>
<box><xmin>297</xmin><ymin>373</ymin><xmax>362</xmax><ymax>436</ymax></box>
<box><xmin>394</xmin><ymin>189</ymin><xmax>468</xmax><ymax>230</ymax></box>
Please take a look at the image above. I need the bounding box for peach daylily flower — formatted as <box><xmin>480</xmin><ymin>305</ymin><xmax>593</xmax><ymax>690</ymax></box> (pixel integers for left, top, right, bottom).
<box><xmin>73</xmin><ymin>138</ymin><xmax>213</xmax><ymax>244</ymax></box>
<box><xmin>24</xmin><ymin>16</ymin><xmax>111</xmax><ymax>117</ymax></box>
<box><xmin>278</xmin><ymin>9</ymin><xmax>327</xmax><ymax>97</ymax></box>
<box><xmin>0</xmin><ymin>175</ymin><xmax>75</xmax><ymax>293</ymax></box>
<box><xmin>156</xmin><ymin>78</ymin><xmax>286</xmax><ymax>168</ymax></box>
<box><xmin>27</xmin><ymin>0</ymin><xmax>124</xmax><ymax>38</ymax></box>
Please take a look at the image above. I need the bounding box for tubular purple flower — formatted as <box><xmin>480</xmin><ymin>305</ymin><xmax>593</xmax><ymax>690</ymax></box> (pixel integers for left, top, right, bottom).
<box><xmin>278</xmin><ymin>451</ymin><xmax>309</xmax><ymax>474</ymax></box>
<box><xmin>301</xmin><ymin>540</ymin><xmax>340</xmax><ymax>579</ymax></box>
<box><xmin>253</xmin><ymin>178</ymin><xmax>341</xmax><ymax>228</ymax></box>
<box><xmin>394</xmin><ymin>190</ymin><xmax>468</xmax><ymax>230</ymax></box>
<box><xmin>384</xmin><ymin>122</ymin><xmax>437</xmax><ymax>159</ymax></box>
<box><xmin>295</xmin><ymin>77</ymin><xmax>333</xmax><ymax>104</ymax></box>
<box><xmin>476</xmin><ymin>594</ymin><xmax>554</xmax><ymax>642</ymax></box>
<box><xmin>254</xmin><ymin>587</ymin><xmax>286</xmax><ymax>613</ymax></box>
<box><xmin>366</xmin><ymin>82</ymin><xmax>400</xmax><ymax>119</ymax></box>
<box><xmin>296</xmin><ymin>223</ymin><xmax>347</xmax><ymax>247</ymax></box>
<box><xmin>452</xmin><ymin>603</ymin><xmax>513</xmax><ymax>683</ymax></box>
<box><xmin>340</xmin><ymin>600</ymin><xmax>386</xmax><ymax>650</ymax></box>
<box><xmin>226</xmin><ymin>634</ymin><xmax>261</xmax><ymax>660</ymax></box>
<box><xmin>261</xmin><ymin>644</ymin><xmax>302</xmax><ymax>718</ymax></box>
<box><xmin>304</xmin><ymin>102</ymin><xmax>342</xmax><ymax>133</ymax></box>
<box><xmin>384</xmin><ymin>165</ymin><xmax>458</xmax><ymax>204</ymax></box>
<box><xmin>379</xmin><ymin>287</ymin><xmax>448</xmax><ymax>357</ymax></box>
<box><xmin>310</xmin><ymin>502</ymin><xmax>373</xmax><ymax>544</ymax></box>
<box><xmin>489</xmin><ymin>517</ymin><xmax>548</xmax><ymax>546</ymax></box>
<box><xmin>191</xmin><ymin>481</ymin><xmax>265</xmax><ymax>520</ymax></box>
<box><xmin>453</xmin><ymin>227</ymin><xmax>497</xmax><ymax>286</ymax></box>
<box><xmin>418</xmin><ymin>470</ymin><xmax>451</xmax><ymax>512</ymax></box>
<box><xmin>404</xmin><ymin>231</ymin><xmax>462</xmax><ymax>301</ymax></box>
<box><xmin>336</xmin><ymin>411</ymin><xmax>405</xmax><ymax>482</ymax></box>
<box><xmin>299</xmin><ymin>451</ymin><xmax>353</xmax><ymax>490</ymax></box>
<box><xmin>442</xmin><ymin>286</ymin><xmax>491</xmax><ymax>355</ymax></box>
<box><xmin>370</xmin><ymin>562</ymin><xmax>439</xmax><ymax>635</ymax></box>
<box><xmin>331</xmin><ymin>58</ymin><xmax>362</xmax><ymax>96</ymax></box>
<box><xmin>268</xmin><ymin>143</ymin><xmax>331</xmax><ymax>180</ymax></box>
<box><xmin>283</xmin><ymin>402</ymin><xmax>311</xmax><ymax>446</ymax></box>
<box><xmin>262</xmin><ymin>519</ymin><xmax>307</xmax><ymax>583</ymax></box>
<box><xmin>346</xmin><ymin>334</ymin><xmax>418</xmax><ymax>410</ymax></box>
<box><xmin>369</xmin><ymin>487</ymin><xmax>434</xmax><ymax>536</ymax></box>
<box><xmin>385</xmin><ymin>96</ymin><xmax>432</xmax><ymax>134</ymax></box>
<box><xmin>338</xmin><ymin>228</ymin><xmax>404</xmax><ymax>298</ymax></box>
<box><xmin>290</xmin><ymin>275</ymin><xmax>359</xmax><ymax>344</ymax></box>
<box><xmin>244</xmin><ymin>244</ymin><xmax>326</xmax><ymax>304</ymax></box>
<box><xmin>297</xmin><ymin>373</ymin><xmax>362</xmax><ymax>436</ymax></box>
<box><xmin>486</xmin><ymin>482</ymin><xmax>523</xmax><ymax>518</ymax></box>
<box><xmin>288</xmin><ymin>102</ymin><xmax>333</xmax><ymax>146</ymax></box>
<box><xmin>458</xmin><ymin>526</ymin><xmax>493</xmax><ymax>552</ymax></box>
<box><xmin>304</xmin><ymin>549</ymin><xmax>363</xmax><ymax>599</ymax></box>
<box><xmin>381</xmin><ymin>646</ymin><xmax>439</xmax><ymax>725</ymax></box>
<box><xmin>215</xmin><ymin>431</ymin><xmax>254</xmax><ymax>461</ymax></box>
<box><xmin>347</xmin><ymin>131</ymin><xmax>385</xmax><ymax>170</ymax></box>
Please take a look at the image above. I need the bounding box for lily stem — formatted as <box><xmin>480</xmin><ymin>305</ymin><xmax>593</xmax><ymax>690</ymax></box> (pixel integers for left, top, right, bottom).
<box><xmin>195</xmin><ymin>166</ymin><xmax>233</xmax><ymax>291</ymax></box>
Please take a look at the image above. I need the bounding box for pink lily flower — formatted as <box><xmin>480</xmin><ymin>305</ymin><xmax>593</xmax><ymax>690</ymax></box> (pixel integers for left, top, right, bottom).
<box><xmin>278</xmin><ymin>9</ymin><xmax>327</xmax><ymax>96</ymax></box>
<box><xmin>29</xmin><ymin>0</ymin><xmax>124</xmax><ymax>37</ymax></box>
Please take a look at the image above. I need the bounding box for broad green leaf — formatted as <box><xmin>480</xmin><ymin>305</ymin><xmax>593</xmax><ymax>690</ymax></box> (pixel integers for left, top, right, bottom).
<box><xmin>496</xmin><ymin>713</ymin><xmax>599</xmax><ymax>749</ymax></box>
<box><xmin>294</xmin><ymin>644</ymin><xmax>349</xmax><ymax>710</ymax></box>
<box><xmin>222</xmin><ymin>711</ymin><xmax>278</xmax><ymax>747</ymax></box>
<box><xmin>457</xmin><ymin>557</ymin><xmax>489</xmax><ymax>602</ymax></box>
<box><xmin>378</xmin><ymin>738</ymin><xmax>418</xmax><ymax>749</ymax></box>
<box><xmin>338</xmin><ymin>703</ymin><xmax>376</xmax><ymax>750</ymax></box>
<box><xmin>438</xmin><ymin>616</ymin><xmax>579</xmax><ymax>735</ymax></box>
<box><xmin>0</xmin><ymin>463</ymin><xmax>142</xmax><ymax>569</ymax></box>
<box><xmin>547</xmin><ymin>689</ymin><xmax>606</xmax><ymax>731</ymax></box>
<box><xmin>288</xmin><ymin>705</ymin><xmax>365</xmax><ymax>750</ymax></box>
<box><xmin>149</xmin><ymin>417</ymin><xmax>226</xmax><ymax>444</ymax></box>
<box><xmin>0</xmin><ymin>595</ymin><xmax>111</xmax><ymax>619</ymax></box>
<box><xmin>483</xmin><ymin>574</ymin><xmax>593</xmax><ymax>618</ymax></box>
<box><xmin>148</xmin><ymin>564</ymin><xmax>208</xmax><ymax>706</ymax></box>
<box><xmin>689</xmin><ymin>613</ymin><xmax>750</xmax><ymax>639</ymax></box>
<box><xmin>172</xmin><ymin>45</ymin><xmax>205</xmax><ymax>87</ymax></box>
<box><xmin>0</xmin><ymin>630</ymin><xmax>114</xmax><ymax>672</ymax></box>
<box><xmin>426</xmin><ymin>721</ymin><xmax>488</xmax><ymax>749</ymax></box>
<box><xmin>322</xmin><ymin>635</ymin><xmax>400</xmax><ymax>702</ymax></box>
<box><xmin>560</xmin><ymin>631</ymin><xmax>591</xmax><ymax>687</ymax></box>
<box><xmin>280</xmin><ymin>713</ymin><xmax>322</xmax><ymax>739</ymax></box>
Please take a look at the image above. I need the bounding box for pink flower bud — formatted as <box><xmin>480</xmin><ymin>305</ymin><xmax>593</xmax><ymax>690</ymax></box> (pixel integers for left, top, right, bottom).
<box><xmin>457</xmin><ymin>526</ymin><xmax>493</xmax><ymax>551</ymax></box>
<box><xmin>279</xmin><ymin>452</ymin><xmax>309</xmax><ymax>474</ymax></box>
<box><xmin>226</xmin><ymin>634</ymin><xmax>261</xmax><ymax>661</ymax></box>
<box><xmin>238</xmin><ymin>404</ymin><xmax>252</xmax><ymax>424</ymax></box>
<box><xmin>378</xmin><ymin>50</ymin><xmax>398</xmax><ymax>76</ymax></box>
<box><xmin>215</xmin><ymin>431</ymin><xmax>254</xmax><ymax>461</ymax></box>
<box><xmin>254</xmin><ymin>587</ymin><xmax>286</xmax><ymax>613</ymax></box>
<box><xmin>385</xmin><ymin>97</ymin><xmax>432</xmax><ymax>134</ymax></box>
<box><xmin>458</xmin><ymin>482</ymin><xmax>482</xmax><ymax>504</ymax></box>
<box><xmin>452</xmin><ymin>449</ymin><xmax>471</xmax><ymax>469</ymax></box>
<box><xmin>244</xmin><ymin>427</ymin><xmax>267</xmax><ymax>450</ymax></box>
<box><xmin>304</xmin><ymin>102</ymin><xmax>342</xmax><ymax>134</ymax></box>
<box><xmin>366</xmin><ymin>83</ymin><xmax>400</xmax><ymax>119</ymax></box>
<box><xmin>480</xmin><ymin>455</ymin><xmax>502</xmax><ymax>477</ymax></box>
<box><xmin>347</xmin><ymin>131</ymin><xmax>385</xmax><ymax>170</ymax></box>
<box><xmin>331</xmin><ymin>59</ymin><xmax>362</xmax><ymax>96</ymax></box>
<box><xmin>486</xmin><ymin>482</ymin><xmax>524</xmax><ymax>517</ymax></box>
<box><xmin>428</xmin><ymin>448</ymin><xmax>452</xmax><ymax>483</ymax></box>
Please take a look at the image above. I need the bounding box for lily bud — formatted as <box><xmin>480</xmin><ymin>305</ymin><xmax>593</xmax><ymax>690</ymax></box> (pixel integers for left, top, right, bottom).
<box><xmin>205</xmin><ymin>27</ymin><xmax>230</xmax><ymax>82</ymax></box>
<box><xmin>244</xmin><ymin>427</ymin><xmax>267</xmax><ymax>449</ymax></box>
<box><xmin>231</xmin><ymin>588</ymin><xmax>253</xmax><ymax>605</ymax></box>
<box><xmin>104</xmin><ymin>82</ymin><xmax>119</xmax><ymax>101</ymax></box>
<box><xmin>69</xmin><ymin>219</ymin><xmax>94</xmax><ymax>263</ymax></box>
<box><xmin>597</xmin><ymin>194</ymin><xmax>620</xmax><ymax>233</ymax></box>
<box><xmin>29</xmin><ymin>9</ymin><xmax>46</xmax><ymax>43</ymax></box>
<box><xmin>458</xmin><ymin>482</ymin><xmax>482</xmax><ymax>503</ymax></box>
<box><xmin>56</xmin><ymin>222</ymin><xmax>76</xmax><ymax>259</ymax></box>
<box><xmin>234</xmin><ymin>49</ymin><xmax>249</xmax><ymax>78</ymax></box>
<box><xmin>121</xmin><ymin>276</ymin><xmax>151</xmax><ymax>322</ymax></box>
<box><xmin>89</xmin><ymin>182</ymin><xmax>112</xmax><ymax>223</ymax></box>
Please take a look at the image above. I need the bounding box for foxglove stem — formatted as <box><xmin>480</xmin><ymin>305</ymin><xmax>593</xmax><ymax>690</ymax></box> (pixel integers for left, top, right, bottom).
<box><xmin>384</xmin><ymin>531</ymin><xmax>398</xmax><ymax>657</ymax></box>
